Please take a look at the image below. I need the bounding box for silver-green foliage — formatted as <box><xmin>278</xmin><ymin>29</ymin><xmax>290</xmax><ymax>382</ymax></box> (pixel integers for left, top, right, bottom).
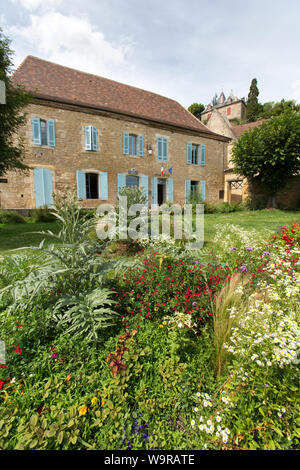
<box><xmin>53</xmin><ymin>288</ymin><xmax>117</xmax><ymax>344</ymax></box>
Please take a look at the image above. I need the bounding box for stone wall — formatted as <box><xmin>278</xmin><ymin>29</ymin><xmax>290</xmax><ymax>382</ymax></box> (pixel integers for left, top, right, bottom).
<box><xmin>243</xmin><ymin>177</ymin><xmax>300</xmax><ymax>209</ymax></box>
<box><xmin>0</xmin><ymin>101</ymin><xmax>229</xmax><ymax>209</ymax></box>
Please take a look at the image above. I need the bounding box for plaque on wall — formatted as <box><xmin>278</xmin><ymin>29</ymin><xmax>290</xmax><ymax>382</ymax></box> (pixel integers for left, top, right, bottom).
<box><xmin>128</xmin><ymin>168</ymin><xmax>138</xmax><ymax>175</ymax></box>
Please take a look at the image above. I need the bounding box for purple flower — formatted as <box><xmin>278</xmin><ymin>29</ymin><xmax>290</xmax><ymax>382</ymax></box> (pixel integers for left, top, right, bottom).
<box><xmin>263</xmin><ymin>251</ymin><xmax>270</xmax><ymax>256</ymax></box>
<box><xmin>239</xmin><ymin>265</ymin><xmax>248</xmax><ymax>272</ymax></box>
<box><xmin>246</xmin><ymin>247</ymin><xmax>254</xmax><ymax>251</ymax></box>
<box><xmin>194</xmin><ymin>261</ymin><xmax>199</xmax><ymax>264</ymax></box>
<box><xmin>192</xmin><ymin>302</ymin><xmax>198</xmax><ymax>307</ymax></box>
<box><xmin>231</xmin><ymin>247</ymin><xmax>237</xmax><ymax>251</ymax></box>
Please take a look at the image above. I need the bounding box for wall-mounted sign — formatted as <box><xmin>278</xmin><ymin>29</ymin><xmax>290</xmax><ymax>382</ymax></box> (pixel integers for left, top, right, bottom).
<box><xmin>0</xmin><ymin>80</ymin><xmax>6</xmax><ymax>104</ymax></box>
<box><xmin>128</xmin><ymin>168</ymin><xmax>138</xmax><ymax>175</ymax></box>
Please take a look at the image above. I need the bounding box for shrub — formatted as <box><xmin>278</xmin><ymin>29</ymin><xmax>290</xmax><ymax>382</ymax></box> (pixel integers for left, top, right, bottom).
<box><xmin>31</xmin><ymin>206</ymin><xmax>56</xmax><ymax>222</ymax></box>
<box><xmin>0</xmin><ymin>210</ymin><xmax>26</xmax><ymax>224</ymax></box>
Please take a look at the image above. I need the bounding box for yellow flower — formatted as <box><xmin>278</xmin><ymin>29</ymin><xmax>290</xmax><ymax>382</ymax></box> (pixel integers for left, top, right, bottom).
<box><xmin>159</xmin><ymin>324</ymin><xmax>163</xmax><ymax>328</ymax></box>
<box><xmin>91</xmin><ymin>397</ymin><xmax>98</xmax><ymax>406</ymax></box>
<box><xmin>78</xmin><ymin>405</ymin><xmax>88</xmax><ymax>416</ymax></box>
<box><xmin>154</xmin><ymin>307</ymin><xmax>158</xmax><ymax>312</ymax></box>
<box><xmin>162</xmin><ymin>321</ymin><xmax>167</xmax><ymax>325</ymax></box>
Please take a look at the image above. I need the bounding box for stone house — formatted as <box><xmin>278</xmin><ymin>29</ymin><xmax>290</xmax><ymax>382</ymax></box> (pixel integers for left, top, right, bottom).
<box><xmin>0</xmin><ymin>56</ymin><xmax>230</xmax><ymax>211</ymax></box>
<box><xmin>205</xmin><ymin>108</ymin><xmax>266</xmax><ymax>203</ymax></box>
<box><xmin>201</xmin><ymin>91</ymin><xmax>247</xmax><ymax>124</ymax></box>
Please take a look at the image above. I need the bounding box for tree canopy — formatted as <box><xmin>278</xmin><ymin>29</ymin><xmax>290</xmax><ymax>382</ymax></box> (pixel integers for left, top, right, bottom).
<box><xmin>231</xmin><ymin>110</ymin><xmax>300</xmax><ymax>205</ymax></box>
<box><xmin>0</xmin><ymin>28</ymin><xmax>32</xmax><ymax>177</ymax></box>
<box><xmin>188</xmin><ymin>102</ymin><xmax>205</xmax><ymax>120</ymax></box>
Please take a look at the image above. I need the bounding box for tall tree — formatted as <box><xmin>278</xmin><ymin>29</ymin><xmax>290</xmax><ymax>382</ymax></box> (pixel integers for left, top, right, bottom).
<box><xmin>246</xmin><ymin>78</ymin><xmax>259</xmax><ymax>122</ymax></box>
<box><xmin>231</xmin><ymin>110</ymin><xmax>300</xmax><ymax>207</ymax></box>
<box><xmin>211</xmin><ymin>93</ymin><xmax>218</xmax><ymax>106</ymax></box>
<box><xmin>188</xmin><ymin>102</ymin><xmax>205</xmax><ymax>120</ymax></box>
<box><xmin>0</xmin><ymin>28</ymin><xmax>32</xmax><ymax>176</ymax></box>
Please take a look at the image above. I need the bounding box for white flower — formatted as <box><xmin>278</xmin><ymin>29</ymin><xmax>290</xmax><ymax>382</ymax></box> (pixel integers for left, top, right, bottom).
<box><xmin>191</xmin><ymin>420</ymin><xmax>196</xmax><ymax>426</ymax></box>
<box><xmin>216</xmin><ymin>415</ymin><xmax>221</xmax><ymax>422</ymax></box>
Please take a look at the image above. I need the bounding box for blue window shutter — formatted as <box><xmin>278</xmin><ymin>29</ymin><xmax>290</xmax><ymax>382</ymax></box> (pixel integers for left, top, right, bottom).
<box><xmin>200</xmin><ymin>180</ymin><xmax>206</xmax><ymax>201</ymax></box>
<box><xmin>168</xmin><ymin>178</ymin><xmax>174</xmax><ymax>203</ymax></box>
<box><xmin>84</xmin><ymin>126</ymin><xmax>92</xmax><ymax>150</ymax></box>
<box><xmin>34</xmin><ymin>168</ymin><xmax>45</xmax><ymax>207</ymax></box>
<box><xmin>138</xmin><ymin>135</ymin><xmax>144</xmax><ymax>156</ymax></box>
<box><xmin>163</xmin><ymin>138</ymin><xmax>168</xmax><ymax>161</ymax></box>
<box><xmin>92</xmin><ymin>126</ymin><xmax>98</xmax><ymax>151</ymax></box>
<box><xmin>185</xmin><ymin>180</ymin><xmax>191</xmax><ymax>203</ymax></box>
<box><xmin>32</xmin><ymin>118</ymin><xmax>41</xmax><ymax>145</ymax></box>
<box><xmin>141</xmin><ymin>174</ymin><xmax>148</xmax><ymax>205</ymax></box>
<box><xmin>123</xmin><ymin>132</ymin><xmax>129</xmax><ymax>155</ymax></box>
<box><xmin>200</xmin><ymin>144</ymin><xmax>206</xmax><ymax>166</ymax></box>
<box><xmin>43</xmin><ymin>169</ymin><xmax>54</xmax><ymax>206</ymax></box>
<box><xmin>117</xmin><ymin>173</ymin><xmax>126</xmax><ymax>195</ymax></box>
<box><xmin>76</xmin><ymin>170</ymin><xmax>86</xmax><ymax>199</ymax></box>
<box><xmin>47</xmin><ymin>120</ymin><xmax>55</xmax><ymax>147</ymax></box>
<box><xmin>157</xmin><ymin>137</ymin><xmax>163</xmax><ymax>161</ymax></box>
<box><xmin>187</xmin><ymin>142</ymin><xmax>192</xmax><ymax>164</ymax></box>
<box><xmin>152</xmin><ymin>177</ymin><xmax>158</xmax><ymax>205</ymax></box>
<box><xmin>100</xmin><ymin>172</ymin><xmax>108</xmax><ymax>200</ymax></box>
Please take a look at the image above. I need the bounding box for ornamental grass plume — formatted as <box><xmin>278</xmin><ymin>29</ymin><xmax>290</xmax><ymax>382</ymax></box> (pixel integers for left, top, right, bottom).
<box><xmin>213</xmin><ymin>274</ymin><xmax>248</xmax><ymax>377</ymax></box>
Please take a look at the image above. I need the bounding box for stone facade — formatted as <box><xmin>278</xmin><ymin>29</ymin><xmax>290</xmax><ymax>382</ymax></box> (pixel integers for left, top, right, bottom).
<box><xmin>0</xmin><ymin>99</ymin><xmax>229</xmax><ymax>210</ymax></box>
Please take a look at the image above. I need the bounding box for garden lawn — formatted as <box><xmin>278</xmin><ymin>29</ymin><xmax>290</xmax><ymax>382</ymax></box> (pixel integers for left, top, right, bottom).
<box><xmin>203</xmin><ymin>209</ymin><xmax>300</xmax><ymax>248</ymax></box>
<box><xmin>0</xmin><ymin>209</ymin><xmax>299</xmax><ymax>255</ymax></box>
<box><xmin>0</xmin><ymin>221</ymin><xmax>60</xmax><ymax>255</ymax></box>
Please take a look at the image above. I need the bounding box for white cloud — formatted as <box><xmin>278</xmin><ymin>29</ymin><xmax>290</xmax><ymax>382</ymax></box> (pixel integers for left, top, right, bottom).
<box><xmin>8</xmin><ymin>11</ymin><xmax>135</xmax><ymax>79</ymax></box>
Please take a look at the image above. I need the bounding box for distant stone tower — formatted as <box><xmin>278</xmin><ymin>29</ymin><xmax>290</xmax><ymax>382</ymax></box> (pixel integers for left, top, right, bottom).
<box><xmin>201</xmin><ymin>91</ymin><xmax>247</xmax><ymax>123</ymax></box>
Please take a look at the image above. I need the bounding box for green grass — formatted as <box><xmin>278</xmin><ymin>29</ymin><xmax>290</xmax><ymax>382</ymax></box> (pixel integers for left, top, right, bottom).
<box><xmin>203</xmin><ymin>209</ymin><xmax>300</xmax><ymax>248</ymax></box>
<box><xmin>0</xmin><ymin>209</ymin><xmax>299</xmax><ymax>255</ymax></box>
<box><xmin>0</xmin><ymin>221</ymin><xmax>60</xmax><ymax>255</ymax></box>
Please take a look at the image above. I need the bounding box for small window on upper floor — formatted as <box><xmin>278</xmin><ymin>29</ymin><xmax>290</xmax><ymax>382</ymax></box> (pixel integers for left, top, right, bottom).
<box><xmin>129</xmin><ymin>134</ymin><xmax>137</xmax><ymax>156</ymax></box>
<box><xmin>84</xmin><ymin>126</ymin><xmax>98</xmax><ymax>151</ymax></box>
<box><xmin>40</xmin><ymin>120</ymin><xmax>47</xmax><ymax>146</ymax></box>
<box><xmin>32</xmin><ymin>118</ymin><xmax>55</xmax><ymax>147</ymax></box>
<box><xmin>191</xmin><ymin>144</ymin><xmax>199</xmax><ymax>165</ymax></box>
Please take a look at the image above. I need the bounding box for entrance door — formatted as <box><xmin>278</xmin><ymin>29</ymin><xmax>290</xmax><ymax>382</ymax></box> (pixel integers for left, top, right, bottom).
<box><xmin>157</xmin><ymin>178</ymin><xmax>166</xmax><ymax>205</ymax></box>
<box><xmin>34</xmin><ymin>168</ymin><xmax>54</xmax><ymax>207</ymax></box>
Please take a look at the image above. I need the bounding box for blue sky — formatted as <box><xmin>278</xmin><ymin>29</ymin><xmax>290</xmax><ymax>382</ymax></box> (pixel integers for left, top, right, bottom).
<box><xmin>1</xmin><ymin>0</ymin><xmax>300</xmax><ymax>108</ymax></box>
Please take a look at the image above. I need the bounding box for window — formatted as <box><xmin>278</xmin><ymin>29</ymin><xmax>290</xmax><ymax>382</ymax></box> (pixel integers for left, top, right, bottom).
<box><xmin>191</xmin><ymin>144</ymin><xmax>199</xmax><ymax>165</ymax></box>
<box><xmin>84</xmin><ymin>126</ymin><xmax>98</xmax><ymax>151</ymax></box>
<box><xmin>187</xmin><ymin>142</ymin><xmax>201</xmax><ymax>165</ymax></box>
<box><xmin>219</xmin><ymin>190</ymin><xmax>224</xmax><ymax>199</ymax></box>
<box><xmin>40</xmin><ymin>120</ymin><xmax>48</xmax><ymax>146</ymax></box>
<box><xmin>129</xmin><ymin>134</ymin><xmax>137</xmax><ymax>156</ymax></box>
<box><xmin>191</xmin><ymin>180</ymin><xmax>199</xmax><ymax>197</ymax></box>
<box><xmin>32</xmin><ymin>118</ymin><xmax>55</xmax><ymax>147</ymax></box>
<box><xmin>85</xmin><ymin>173</ymin><xmax>99</xmax><ymax>199</ymax></box>
<box><xmin>157</xmin><ymin>137</ymin><xmax>168</xmax><ymax>161</ymax></box>
<box><xmin>126</xmin><ymin>175</ymin><xmax>139</xmax><ymax>187</ymax></box>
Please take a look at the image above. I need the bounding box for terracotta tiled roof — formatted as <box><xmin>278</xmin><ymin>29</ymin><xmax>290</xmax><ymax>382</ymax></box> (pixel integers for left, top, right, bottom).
<box><xmin>232</xmin><ymin>119</ymin><xmax>267</xmax><ymax>138</ymax></box>
<box><xmin>11</xmin><ymin>56</ymin><xmax>224</xmax><ymax>137</ymax></box>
